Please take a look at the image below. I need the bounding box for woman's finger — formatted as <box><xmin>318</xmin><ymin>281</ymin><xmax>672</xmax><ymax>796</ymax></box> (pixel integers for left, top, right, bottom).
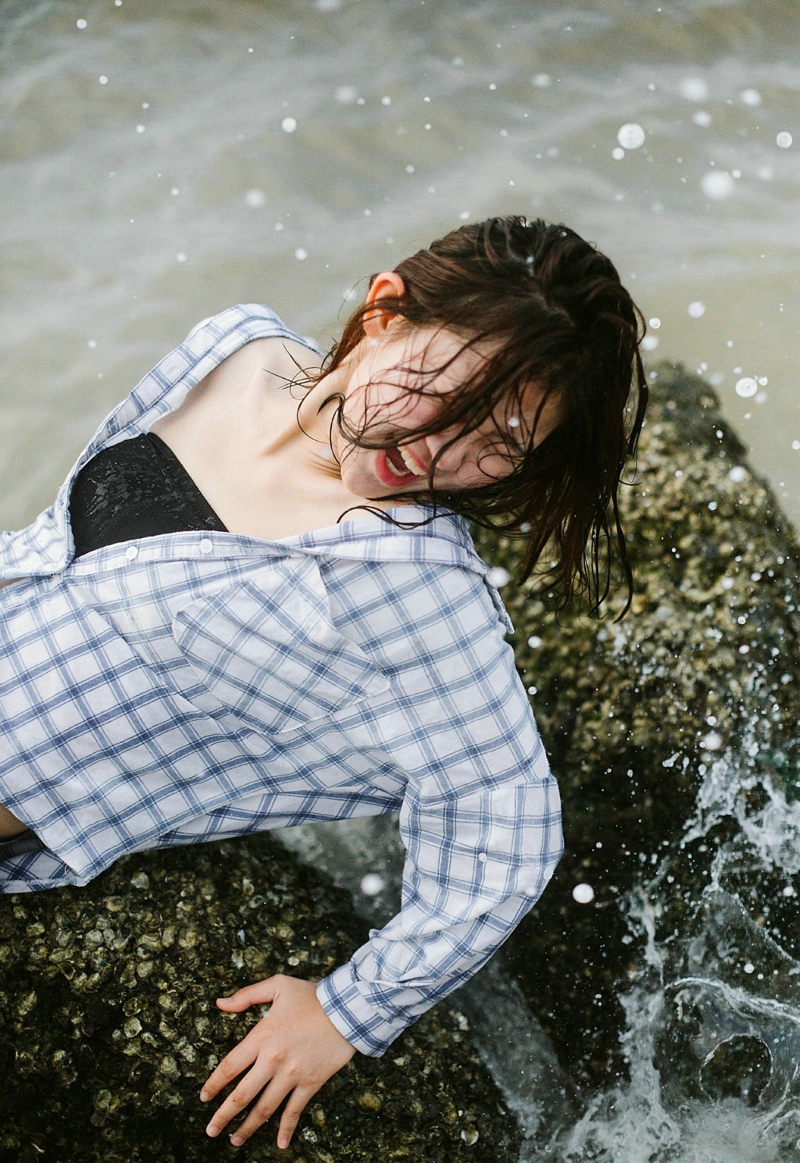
<box><xmin>200</xmin><ymin>1026</ymin><xmax>264</xmax><ymax>1101</ymax></box>
<box><xmin>231</xmin><ymin>1079</ymin><xmax>311</xmax><ymax>1144</ymax></box>
<box><xmin>276</xmin><ymin>1086</ymin><xmax>318</xmax><ymax>1150</ymax></box>
<box><xmin>215</xmin><ymin>976</ymin><xmax>280</xmax><ymax>1013</ymax></box>
<box><xmin>204</xmin><ymin>1061</ymin><xmax>275</xmax><ymax>1139</ymax></box>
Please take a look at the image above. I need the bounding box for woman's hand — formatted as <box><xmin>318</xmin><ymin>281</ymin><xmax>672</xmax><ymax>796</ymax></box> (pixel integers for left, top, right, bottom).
<box><xmin>200</xmin><ymin>975</ymin><xmax>357</xmax><ymax>1149</ymax></box>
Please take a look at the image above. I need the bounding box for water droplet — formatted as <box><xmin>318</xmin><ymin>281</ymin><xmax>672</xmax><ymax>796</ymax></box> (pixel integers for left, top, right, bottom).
<box><xmin>648</xmin><ymin>317</ymin><xmax>661</xmax><ymax>329</ymax></box>
<box><xmin>700</xmin><ymin>731</ymin><xmax>723</xmax><ymax>751</ymax></box>
<box><xmin>459</xmin><ymin>210</ymin><xmax>470</xmax><ymax>221</ymax></box>
<box><xmin>294</xmin><ymin>247</ymin><xmax>308</xmax><ymax>261</ymax></box>
<box><xmin>739</xmin><ymin>88</ymin><xmax>761</xmax><ymax>107</ymax></box>
<box><xmin>641</xmin><ymin>335</ymin><xmax>659</xmax><ymax>352</ymax></box>
<box><xmin>170</xmin><ymin>187</ymin><xmax>179</xmax><ymax>196</ymax></box>
<box><xmin>701</xmin><ymin>170</ymin><xmax>734</xmax><ymax>199</ymax></box>
<box><xmin>245</xmin><ymin>189</ymin><xmax>266</xmax><ymax>208</ymax></box>
<box><xmin>335</xmin><ymin>86</ymin><xmax>357</xmax><ymax>104</ymax></box>
<box><xmin>360</xmin><ymin>874</ymin><xmax>385</xmax><ymax>897</ymax></box>
<box><xmin>692</xmin><ymin>110</ymin><xmax>712</xmax><ymax>127</ymax></box>
<box><xmin>572</xmin><ymin>883</ymin><xmax>595</xmax><ymax>904</ymax></box>
<box><xmin>527</xmin><ymin>635</ymin><xmax>542</xmax><ymax>649</ymax></box>
<box><xmin>381</xmin><ymin>96</ymin><xmax>392</xmax><ymax>106</ymax></box>
<box><xmin>99</xmin><ymin>75</ymin><xmax>108</xmax><ymax>85</ymax></box>
<box><xmin>136</xmin><ymin>124</ymin><xmax>146</xmax><ymax>134</ymax></box>
<box><xmin>281</xmin><ymin>117</ymin><xmax>297</xmax><ymax>133</ymax></box>
<box><xmin>488</xmin><ymin>566</ymin><xmax>510</xmax><ymax>587</ymax></box>
<box><xmin>532</xmin><ymin>73</ymin><xmax>551</xmax><ymax>88</ymax></box>
<box><xmin>76</xmin><ymin>17</ymin><xmax>87</xmax><ymax>29</ymax></box>
<box><xmin>176</xmin><ymin>252</ymin><xmax>187</xmax><ymax>263</ymax></box>
<box><xmin>743</xmin><ymin>962</ymin><xmax>755</xmax><ymax>974</ymax></box>
<box><xmin>404</xmin><ymin>164</ymin><xmax>415</xmax><ymax>173</ymax></box>
<box><xmin>687</xmin><ymin>301</ymin><xmax>706</xmax><ymax>318</ymax></box>
<box><xmin>616</xmin><ymin>123</ymin><xmax>645</xmax><ymax>150</ymax></box>
<box><xmin>611</xmin><ymin>147</ymin><xmax>625</xmax><ymax>160</ymax></box>
<box><xmin>735</xmin><ymin>377</ymin><xmax>758</xmax><ymax>398</ymax></box>
<box><xmin>680</xmin><ymin>77</ymin><xmax>709</xmax><ymax>101</ymax></box>
<box><xmin>777</xmin><ymin>131</ymin><xmax>793</xmax><ymax>149</ymax></box>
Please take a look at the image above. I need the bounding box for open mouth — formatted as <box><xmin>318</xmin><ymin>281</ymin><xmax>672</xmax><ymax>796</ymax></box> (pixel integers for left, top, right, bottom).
<box><xmin>376</xmin><ymin>447</ymin><xmax>428</xmax><ymax>487</ymax></box>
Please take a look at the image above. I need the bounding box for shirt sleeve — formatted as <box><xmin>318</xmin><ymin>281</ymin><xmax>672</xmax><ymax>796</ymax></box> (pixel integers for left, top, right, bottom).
<box><xmin>315</xmin><ymin>561</ymin><xmax>563</xmax><ymax>1056</ymax></box>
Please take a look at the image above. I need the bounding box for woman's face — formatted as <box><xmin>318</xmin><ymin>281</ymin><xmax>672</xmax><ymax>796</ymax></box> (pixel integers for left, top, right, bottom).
<box><xmin>332</xmin><ymin>323</ymin><xmax>562</xmax><ymax>499</ymax></box>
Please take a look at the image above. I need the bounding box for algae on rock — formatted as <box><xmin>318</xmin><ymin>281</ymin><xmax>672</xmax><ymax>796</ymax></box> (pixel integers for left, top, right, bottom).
<box><xmin>0</xmin><ymin>835</ymin><xmax>519</xmax><ymax>1163</ymax></box>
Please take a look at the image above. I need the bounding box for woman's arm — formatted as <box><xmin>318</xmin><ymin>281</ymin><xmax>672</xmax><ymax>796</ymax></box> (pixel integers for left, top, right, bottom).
<box><xmin>316</xmin><ymin>762</ymin><xmax>562</xmax><ymax>1052</ymax></box>
<box><xmin>196</xmin><ymin>763</ymin><xmax>560</xmax><ymax>1150</ymax></box>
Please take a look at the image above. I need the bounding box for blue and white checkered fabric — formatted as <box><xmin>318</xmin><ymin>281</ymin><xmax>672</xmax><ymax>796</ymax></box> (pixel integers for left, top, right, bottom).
<box><xmin>0</xmin><ymin>306</ymin><xmax>562</xmax><ymax>1055</ymax></box>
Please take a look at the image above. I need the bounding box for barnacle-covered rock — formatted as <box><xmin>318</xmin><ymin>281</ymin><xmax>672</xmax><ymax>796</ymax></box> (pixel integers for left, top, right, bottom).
<box><xmin>0</xmin><ymin>836</ymin><xmax>519</xmax><ymax>1162</ymax></box>
<box><xmin>473</xmin><ymin>362</ymin><xmax>800</xmax><ymax>1090</ymax></box>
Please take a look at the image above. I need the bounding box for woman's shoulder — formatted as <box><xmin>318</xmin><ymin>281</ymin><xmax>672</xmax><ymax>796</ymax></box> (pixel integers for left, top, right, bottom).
<box><xmin>183</xmin><ymin>304</ymin><xmax>323</xmax><ymax>358</ymax></box>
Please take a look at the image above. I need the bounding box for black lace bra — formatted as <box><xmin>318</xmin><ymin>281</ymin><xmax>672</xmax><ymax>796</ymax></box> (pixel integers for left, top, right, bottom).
<box><xmin>70</xmin><ymin>433</ymin><xmax>227</xmax><ymax>558</ymax></box>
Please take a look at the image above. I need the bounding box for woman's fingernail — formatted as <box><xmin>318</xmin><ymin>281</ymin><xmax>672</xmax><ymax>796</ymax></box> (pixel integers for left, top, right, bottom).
<box><xmin>206</xmin><ymin>1125</ymin><xmax>220</xmax><ymax>1138</ymax></box>
<box><xmin>216</xmin><ymin>997</ymin><xmax>231</xmax><ymax>1003</ymax></box>
<box><xmin>278</xmin><ymin>1138</ymin><xmax>290</xmax><ymax>1150</ymax></box>
<box><xmin>230</xmin><ymin>1135</ymin><xmax>244</xmax><ymax>1147</ymax></box>
<box><xmin>199</xmin><ymin>1090</ymin><xmax>210</xmax><ymax>1102</ymax></box>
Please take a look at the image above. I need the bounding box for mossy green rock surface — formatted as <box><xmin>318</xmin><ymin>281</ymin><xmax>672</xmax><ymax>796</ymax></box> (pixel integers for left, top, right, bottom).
<box><xmin>474</xmin><ymin>362</ymin><xmax>800</xmax><ymax>1090</ymax></box>
<box><xmin>0</xmin><ymin>836</ymin><xmax>518</xmax><ymax>1162</ymax></box>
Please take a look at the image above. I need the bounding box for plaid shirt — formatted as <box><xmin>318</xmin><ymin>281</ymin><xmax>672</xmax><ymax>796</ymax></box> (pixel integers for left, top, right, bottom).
<box><xmin>0</xmin><ymin>306</ymin><xmax>562</xmax><ymax>1056</ymax></box>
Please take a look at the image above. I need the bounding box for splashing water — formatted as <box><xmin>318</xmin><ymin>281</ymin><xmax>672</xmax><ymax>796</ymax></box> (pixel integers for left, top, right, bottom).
<box><xmin>551</xmin><ymin>710</ymin><xmax>800</xmax><ymax>1163</ymax></box>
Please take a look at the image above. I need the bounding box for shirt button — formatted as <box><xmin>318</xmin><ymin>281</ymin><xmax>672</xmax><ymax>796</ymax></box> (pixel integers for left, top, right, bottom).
<box><xmin>199</xmin><ymin>538</ymin><xmax>213</xmax><ymax>555</ymax></box>
<box><xmin>477</xmin><ymin>852</ymin><xmax>487</xmax><ymax>863</ymax></box>
<box><xmin>125</xmin><ymin>545</ymin><xmax>138</xmax><ymax>561</ymax></box>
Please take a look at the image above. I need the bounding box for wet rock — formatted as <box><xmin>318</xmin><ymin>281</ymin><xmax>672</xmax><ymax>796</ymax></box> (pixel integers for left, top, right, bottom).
<box><xmin>472</xmin><ymin>361</ymin><xmax>800</xmax><ymax>1094</ymax></box>
<box><xmin>0</xmin><ymin>836</ymin><xmax>519</xmax><ymax>1163</ymax></box>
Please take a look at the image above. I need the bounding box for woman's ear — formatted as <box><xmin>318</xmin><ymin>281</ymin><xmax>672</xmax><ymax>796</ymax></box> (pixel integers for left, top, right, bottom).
<box><xmin>362</xmin><ymin>271</ymin><xmax>407</xmax><ymax>337</ymax></box>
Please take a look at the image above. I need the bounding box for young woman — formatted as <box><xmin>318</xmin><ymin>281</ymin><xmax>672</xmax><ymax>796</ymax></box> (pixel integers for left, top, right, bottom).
<box><xmin>0</xmin><ymin>217</ymin><xmax>647</xmax><ymax>1149</ymax></box>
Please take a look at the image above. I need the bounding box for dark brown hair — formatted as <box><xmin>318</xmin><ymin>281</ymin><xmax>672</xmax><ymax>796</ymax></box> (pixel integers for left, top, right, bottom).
<box><xmin>317</xmin><ymin>216</ymin><xmax>647</xmax><ymax>616</ymax></box>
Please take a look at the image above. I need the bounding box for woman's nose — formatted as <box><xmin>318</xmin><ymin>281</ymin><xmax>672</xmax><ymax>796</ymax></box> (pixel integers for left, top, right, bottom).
<box><xmin>424</xmin><ymin>429</ymin><xmax>473</xmax><ymax>471</ymax></box>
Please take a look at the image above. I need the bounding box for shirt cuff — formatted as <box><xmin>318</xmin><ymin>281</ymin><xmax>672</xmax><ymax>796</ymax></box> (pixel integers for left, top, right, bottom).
<box><xmin>316</xmin><ymin>962</ymin><xmax>409</xmax><ymax>1057</ymax></box>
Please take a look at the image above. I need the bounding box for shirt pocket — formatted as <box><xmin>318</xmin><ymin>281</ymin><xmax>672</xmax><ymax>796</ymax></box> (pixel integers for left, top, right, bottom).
<box><xmin>171</xmin><ymin>555</ymin><xmax>390</xmax><ymax>736</ymax></box>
